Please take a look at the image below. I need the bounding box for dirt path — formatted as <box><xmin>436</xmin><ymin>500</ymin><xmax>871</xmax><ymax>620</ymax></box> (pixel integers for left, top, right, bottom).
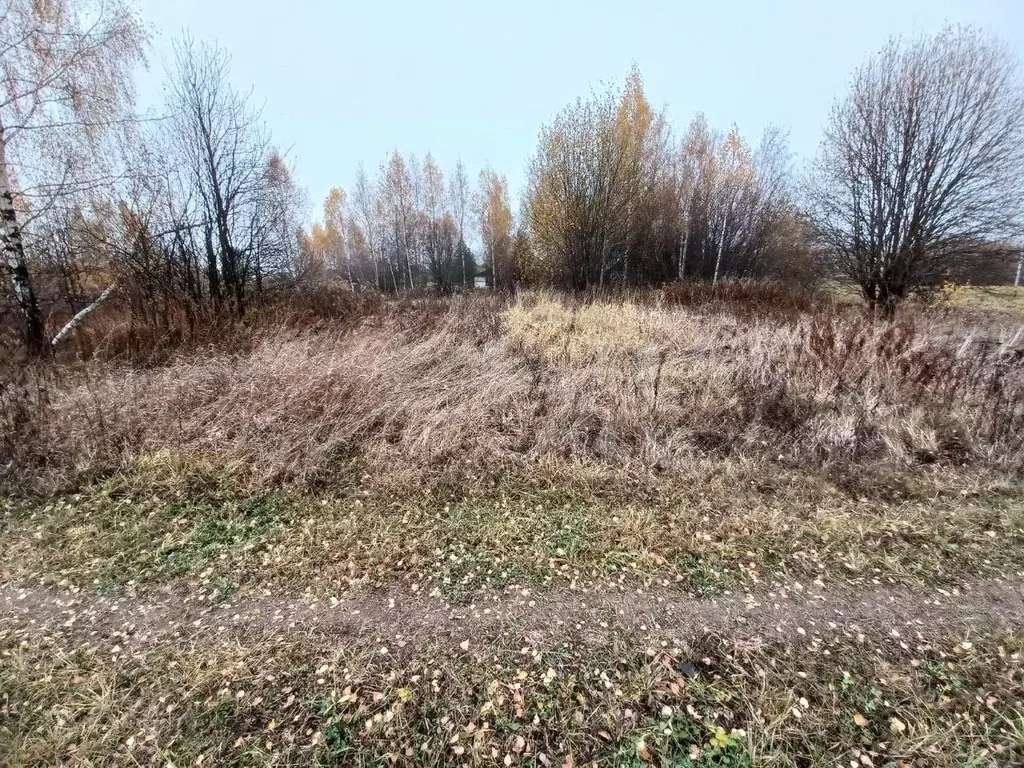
<box><xmin>3</xmin><ymin>575</ymin><xmax>1024</xmax><ymax>652</ymax></box>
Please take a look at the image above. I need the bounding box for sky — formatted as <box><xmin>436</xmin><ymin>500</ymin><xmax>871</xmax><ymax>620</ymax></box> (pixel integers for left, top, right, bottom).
<box><xmin>135</xmin><ymin>0</ymin><xmax>1024</xmax><ymax>216</ymax></box>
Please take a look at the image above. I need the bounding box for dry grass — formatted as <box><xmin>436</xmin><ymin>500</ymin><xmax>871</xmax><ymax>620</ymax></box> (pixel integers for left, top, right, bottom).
<box><xmin>3</xmin><ymin>594</ymin><xmax>1023</xmax><ymax>767</ymax></box>
<box><xmin>933</xmin><ymin>285</ymin><xmax>1024</xmax><ymax>316</ymax></box>
<box><xmin>2</xmin><ymin>291</ymin><xmax>1022</xmax><ymax>495</ymax></box>
<box><xmin>3</xmin><ymin>291</ymin><xmax>1024</xmax><ymax>603</ymax></box>
<box><xmin>4</xmin><ymin>290</ymin><xmax>1024</xmax><ymax>766</ymax></box>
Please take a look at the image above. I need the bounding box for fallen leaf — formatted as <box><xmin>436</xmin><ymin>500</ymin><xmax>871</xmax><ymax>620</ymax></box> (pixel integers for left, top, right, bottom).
<box><xmin>854</xmin><ymin>713</ymin><xmax>868</xmax><ymax>727</ymax></box>
<box><xmin>890</xmin><ymin>717</ymin><xmax>906</xmax><ymax>734</ymax></box>
<box><xmin>513</xmin><ymin>735</ymin><xmax>526</xmax><ymax>753</ymax></box>
<box><xmin>637</xmin><ymin>739</ymin><xmax>652</xmax><ymax>762</ymax></box>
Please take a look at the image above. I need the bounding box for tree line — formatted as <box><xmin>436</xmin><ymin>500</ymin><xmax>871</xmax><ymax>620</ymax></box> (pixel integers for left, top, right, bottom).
<box><xmin>298</xmin><ymin>155</ymin><xmax>512</xmax><ymax>295</ymax></box>
<box><xmin>2</xmin><ymin>0</ymin><xmax>1023</xmax><ymax>355</ymax></box>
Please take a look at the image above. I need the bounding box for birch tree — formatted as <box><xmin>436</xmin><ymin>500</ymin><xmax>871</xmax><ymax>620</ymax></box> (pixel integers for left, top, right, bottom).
<box><xmin>477</xmin><ymin>168</ymin><xmax>513</xmax><ymax>288</ymax></box>
<box><xmin>525</xmin><ymin>69</ymin><xmax>669</xmax><ymax>288</ymax></box>
<box><xmin>352</xmin><ymin>163</ymin><xmax>382</xmax><ymax>288</ymax></box>
<box><xmin>380</xmin><ymin>152</ymin><xmax>415</xmax><ymax>290</ymax></box>
<box><xmin>711</xmin><ymin>128</ymin><xmax>754</xmax><ymax>284</ymax></box>
<box><xmin>322</xmin><ymin>187</ymin><xmax>351</xmax><ymax>286</ymax></box>
<box><xmin>449</xmin><ymin>159</ymin><xmax>471</xmax><ymax>287</ymax></box>
<box><xmin>0</xmin><ymin>0</ymin><xmax>146</xmax><ymax>353</ymax></box>
<box><xmin>421</xmin><ymin>154</ymin><xmax>459</xmax><ymax>293</ymax></box>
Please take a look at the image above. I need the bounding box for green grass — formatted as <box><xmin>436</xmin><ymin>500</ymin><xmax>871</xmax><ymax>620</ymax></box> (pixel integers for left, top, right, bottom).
<box><xmin>3</xmin><ymin>459</ymin><xmax>1024</xmax><ymax>602</ymax></box>
<box><xmin>1</xmin><ymin>490</ymin><xmax>288</xmax><ymax>592</ymax></box>
<box><xmin>3</xmin><ymin>459</ymin><xmax>1024</xmax><ymax>766</ymax></box>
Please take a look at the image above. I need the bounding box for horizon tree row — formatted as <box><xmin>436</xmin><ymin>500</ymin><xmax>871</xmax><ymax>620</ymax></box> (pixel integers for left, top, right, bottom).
<box><xmin>300</xmin><ymin>154</ymin><xmax>515</xmax><ymax>294</ymax></box>
<box><xmin>2</xmin><ymin>1</ymin><xmax>1023</xmax><ymax>355</ymax></box>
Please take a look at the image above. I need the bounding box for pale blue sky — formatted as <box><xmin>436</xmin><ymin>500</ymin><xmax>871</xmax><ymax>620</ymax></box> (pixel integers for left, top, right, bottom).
<box><xmin>136</xmin><ymin>0</ymin><xmax>1024</xmax><ymax>213</ymax></box>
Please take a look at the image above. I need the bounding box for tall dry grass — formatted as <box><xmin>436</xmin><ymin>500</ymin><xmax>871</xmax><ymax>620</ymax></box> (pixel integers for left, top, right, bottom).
<box><xmin>2</xmin><ymin>291</ymin><xmax>1022</xmax><ymax>493</ymax></box>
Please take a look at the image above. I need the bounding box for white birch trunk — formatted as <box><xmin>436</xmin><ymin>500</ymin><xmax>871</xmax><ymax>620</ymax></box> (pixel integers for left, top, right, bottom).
<box><xmin>0</xmin><ymin>124</ymin><xmax>30</xmax><ymax>313</ymax></box>
<box><xmin>679</xmin><ymin>225</ymin><xmax>689</xmax><ymax>280</ymax></box>
<box><xmin>713</xmin><ymin>207</ymin><xmax>730</xmax><ymax>286</ymax></box>
<box><xmin>50</xmin><ymin>284</ymin><xmax>117</xmax><ymax>347</ymax></box>
<box><xmin>0</xmin><ymin>119</ymin><xmax>47</xmax><ymax>352</ymax></box>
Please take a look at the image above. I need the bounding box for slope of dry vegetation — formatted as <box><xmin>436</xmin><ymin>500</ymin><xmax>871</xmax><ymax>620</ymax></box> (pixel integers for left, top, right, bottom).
<box><xmin>4</xmin><ymin>290</ymin><xmax>1024</xmax><ymax>493</ymax></box>
<box><xmin>3</xmin><ymin>290</ymin><xmax>1024</xmax><ymax>597</ymax></box>
<box><xmin>3</xmin><ymin>290</ymin><xmax>1024</xmax><ymax>766</ymax></box>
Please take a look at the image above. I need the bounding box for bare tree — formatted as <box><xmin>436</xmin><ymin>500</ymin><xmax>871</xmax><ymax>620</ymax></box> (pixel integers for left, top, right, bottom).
<box><xmin>0</xmin><ymin>0</ymin><xmax>146</xmax><ymax>353</ymax></box>
<box><xmin>807</xmin><ymin>26</ymin><xmax>1024</xmax><ymax>315</ymax></box>
<box><xmin>379</xmin><ymin>151</ymin><xmax>416</xmax><ymax>291</ymax></box>
<box><xmin>421</xmin><ymin>154</ymin><xmax>459</xmax><ymax>293</ymax></box>
<box><xmin>352</xmin><ymin>164</ymin><xmax>382</xmax><ymax>289</ymax></box>
<box><xmin>448</xmin><ymin>159</ymin><xmax>471</xmax><ymax>287</ymax></box>
<box><xmin>250</xmin><ymin>152</ymin><xmax>304</xmax><ymax>292</ymax></box>
<box><xmin>168</xmin><ymin>36</ymin><xmax>270</xmax><ymax>316</ymax></box>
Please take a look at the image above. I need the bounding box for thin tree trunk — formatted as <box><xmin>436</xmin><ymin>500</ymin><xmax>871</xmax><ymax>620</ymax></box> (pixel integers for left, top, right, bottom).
<box><xmin>713</xmin><ymin>207</ymin><xmax>730</xmax><ymax>286</ymax></box>
<box><xmin>231</xmin><ymin>255</ymin><xmax>245</xmax><ymax>317</ymax></box>
<box><xmin>0</xmin><ymin>121</ymin><xmax>47</xmax><ymax>355</ymax></box>
<box><xmin>204</xmin><ymin>224</ymin><xmax>221</xmax><ymax>309</ymax></box>
<box><xmin>679</xmin><ymin>226</ymin><xmax>689</xmax><ymax>280</ymax></box>
<box><xmin>1015</xmin><ymin>253</ymin><xmax>1022</xmax><ymax>287</ymax></box>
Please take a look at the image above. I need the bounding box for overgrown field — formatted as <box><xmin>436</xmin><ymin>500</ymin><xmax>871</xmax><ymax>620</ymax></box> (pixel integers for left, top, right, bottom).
<box><xmin>3</xmin><ymin>289</ymin><xmax>1024</xmax><ymax>766</ymax></box>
